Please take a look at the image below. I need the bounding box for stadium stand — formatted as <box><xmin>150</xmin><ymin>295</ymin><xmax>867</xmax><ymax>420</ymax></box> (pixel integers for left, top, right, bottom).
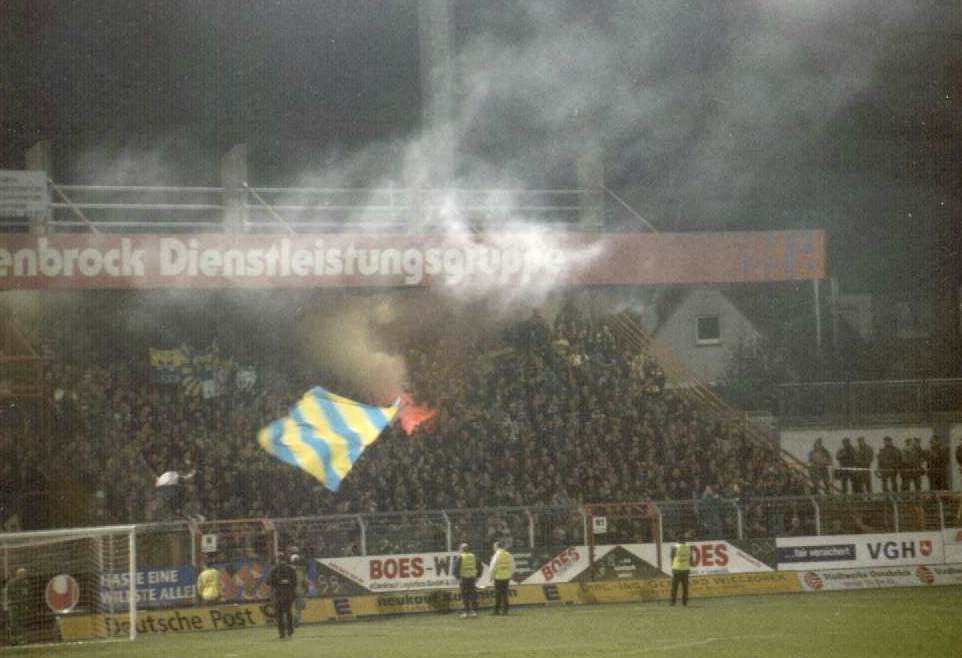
<box><xmin>2</xmin><ymin>299</ymin><xmax>809</xmax><ymax>531</ymax></box>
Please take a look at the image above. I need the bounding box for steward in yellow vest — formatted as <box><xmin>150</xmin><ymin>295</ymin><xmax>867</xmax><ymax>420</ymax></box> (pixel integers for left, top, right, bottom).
<box><xmin>490</xmin><ymin>541</ymin><xmax>514</xmax><ymax>616</ymax></box>
<box><xmin>670</xmin><ymin>540</ymin><xmax>690</xmax><ymax>607</ymax></box>
<box><xmin>454</xmin><ymin>543</ymin><xmax>481</xmax><ymax>617</ymax></box>
<box><xmin>197</xmin><ymin>561</ymin><xmax>222</xmax><ymax>606</ymax></box>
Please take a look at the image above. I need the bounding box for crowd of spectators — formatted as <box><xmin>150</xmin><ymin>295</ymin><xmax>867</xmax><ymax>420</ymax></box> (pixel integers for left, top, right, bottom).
<box><xmin>1</xmin><ymin>303</ymin><xmax>811</xmax><ymax>535</ymax></box>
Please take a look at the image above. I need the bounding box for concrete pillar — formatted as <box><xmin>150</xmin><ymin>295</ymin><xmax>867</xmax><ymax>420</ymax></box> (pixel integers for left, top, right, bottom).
<box><xmin>25</xmin><ymin>140</ymin><xmax>52</xmax><ymax>235</ymax></box>
<box><xmin>221</xmin><ymin>144</ymin><xmax>248</xmax><ymax>233</ymax></box>
<box><xmin>417</xmin><ymin>0</ymin><xmax>456</xmax><ymax>191</ymax></box>
<box><xmin>576</xmin><ymin>144</ymin><xmax>604</xmax><ymax>230</ymax></box>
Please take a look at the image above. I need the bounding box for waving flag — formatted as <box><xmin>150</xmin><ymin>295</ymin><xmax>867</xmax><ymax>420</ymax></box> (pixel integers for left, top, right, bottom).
<box><xmin>257</xmin><ymin>387</ymin><xmax>400</xmax><ymax>492</ymax></box>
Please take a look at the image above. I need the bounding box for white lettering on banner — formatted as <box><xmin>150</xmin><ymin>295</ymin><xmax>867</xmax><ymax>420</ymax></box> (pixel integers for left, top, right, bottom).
<box><xmin>0</xmin><ymin>230</ymin><xmax>827</xmax><ymax>288</ymax></box>
<box><xmin>155</xmin><ymin>239</ymin><xmax>565</xmax><ymax>284</ymax></box>
<box><xmin>0</xmin><ymin>238</ymin><xmax>146</xmax><ymax>278</ymax></box>
<box><xmin>776</xmin><ymin>532</ymin><xmax>945</xmax><ymax>571</ymax></box>
<box><xmin>0</xmin><ymin>237</ymin><xmax>565</xmax><ymax>286</ymax></box>
<box><xmin>99</xmin><ymin>567</ymin><xmax>197</xmax><ymax>608</ymax></box>
<box><xmin>0</xmin><ymin>236</ymin><xmax>567</xmax><ymax>286</ymax></box>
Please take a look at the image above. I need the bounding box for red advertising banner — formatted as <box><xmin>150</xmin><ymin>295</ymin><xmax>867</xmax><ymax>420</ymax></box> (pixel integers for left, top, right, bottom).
<box><xmin>0</xmin><ymin>230</ymin><xmax>824</xmax><ymax>289</ymax></box>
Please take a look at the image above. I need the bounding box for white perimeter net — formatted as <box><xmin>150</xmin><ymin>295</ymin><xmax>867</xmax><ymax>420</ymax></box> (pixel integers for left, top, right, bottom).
<box><xmin>1</xmin><ymin>527</ymin><xmax>135</xmax><ymax>646</ymax></box>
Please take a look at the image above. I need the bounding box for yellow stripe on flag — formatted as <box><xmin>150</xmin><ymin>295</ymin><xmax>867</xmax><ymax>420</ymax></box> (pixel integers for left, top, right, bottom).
<box><xmin>298</xmin><ymin>393</ymin><xmax>354</xmax><ymax>480</ymax></box>
<box><xmin>279</xmin><ymin>417</ymin><xmax>329</xmax><ymax>485</ymax></box>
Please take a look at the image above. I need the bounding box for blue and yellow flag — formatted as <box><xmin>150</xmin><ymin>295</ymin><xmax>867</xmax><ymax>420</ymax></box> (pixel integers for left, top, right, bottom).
<box><xmin>257</xmin><ymin>387</ymin><xmax>400</xmax><ymax>492</ymax></box>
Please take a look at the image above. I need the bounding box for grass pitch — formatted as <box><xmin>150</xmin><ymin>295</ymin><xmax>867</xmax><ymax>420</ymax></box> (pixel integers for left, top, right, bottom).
<box><xmin>8</xmin><ymin>587</ymin><xmax>961</xmax><ymax>657</ymax></box>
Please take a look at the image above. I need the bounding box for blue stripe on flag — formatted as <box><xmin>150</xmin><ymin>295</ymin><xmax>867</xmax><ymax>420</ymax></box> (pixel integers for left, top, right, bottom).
<box><xmin>363</xmin><ymin>405</ymin><xmax>389</xmax><ymax>430</ymax></box>
<box><xmin>312</xmin><ymin>389</ymin><xmax>366</xmax><ymax>463</ymax></box>
<box><xmin>267</xmin><ymin>420</ymin><xmax>299</xmax><ymax>467</ymax></box>
<box><xmin>290</xmin><ymin>407</ymin><xmax>342</xmax><ymax>491</ymax></box>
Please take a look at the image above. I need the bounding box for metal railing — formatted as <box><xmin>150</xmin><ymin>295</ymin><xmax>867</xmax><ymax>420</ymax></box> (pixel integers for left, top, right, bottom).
<box><xmin>778</xmin><ymin>378</ymin><xmax>962</xmax><ymax>425</ymax></box>
<box><xmin>49</xmin><ymin>184</ymin><xmax>225</xmax><ymax>233</ymax></box>
<box><xmin>5</xmin><ymin>183</ymin><xmax>603</xmax><ymax>234</ymax></box>
<box><xmin>269</xmin><ymin>506</ymin><xmax>580</xmax><ymax>558</ymax></box>
<box><xmin>121</xmin><ymin>493</ymin><xmax>961</xmax><ymax>568</ymax></box>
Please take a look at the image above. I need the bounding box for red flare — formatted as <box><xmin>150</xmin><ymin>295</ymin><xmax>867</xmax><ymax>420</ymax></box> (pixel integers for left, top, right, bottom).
<box><xmin>395</xmin><ymin>393</ymin><xmax>436</xmax><ymax>436</ymax></box>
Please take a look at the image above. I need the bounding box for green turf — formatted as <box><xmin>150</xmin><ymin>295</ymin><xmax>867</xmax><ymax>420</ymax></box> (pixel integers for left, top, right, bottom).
<box><xmin>7</xmin><ymin>587</ymin><xmax>961</xmax><ymax>657</ymax></box>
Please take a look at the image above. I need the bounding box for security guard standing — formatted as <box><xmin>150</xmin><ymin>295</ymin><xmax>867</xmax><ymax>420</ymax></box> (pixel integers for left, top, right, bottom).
<box><xmin>453</xmin><ymin>543</ymin><xmax>480</xmax><ymax>618</ymax></box>
<box><xmin>196</xmin><ymin>558</ymin><xmax>222</xmax><ymax>606</ymax></box>
<box><xmin>3</xmin><ymin>567</ymin><xmax>30</xmax><ymax>645</ymax></box>
<box><xmin>490</xmin><ymin>541</ymin><xmax>514</xmax><ymax>616</ymax></box>
<box><xmin>268</xmin><ymin>555</ymin><xmax>297</xmax><ymax>639</ymax></box>
<box><xmin>670</xmin><ymin>539</ymin><xmax>690</xmax><ymax>607</ymax></box>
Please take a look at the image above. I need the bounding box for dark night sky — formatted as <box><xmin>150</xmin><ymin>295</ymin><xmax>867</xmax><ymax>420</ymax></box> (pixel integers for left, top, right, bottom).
<box><xmin>1</xmin><ymin>1</ymin><xmax>960</xmax><ymax>294</ymax></box>
<box><xmin>1</xmin><ymin>1</ymin><xmax>422</xmax><ymax>181</ymax></box>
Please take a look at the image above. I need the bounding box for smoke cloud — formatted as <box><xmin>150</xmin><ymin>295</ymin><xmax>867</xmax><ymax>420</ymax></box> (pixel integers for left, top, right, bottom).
<box><xmin>295</xmin><ymin>294</ymin><xmax>409</xmax><ymax>403</ymax></box>
<box><xmin>451</xmin><ymin>0</ymin><xmax>918</xmax><ymax>225</ymax></box>
<box><xmin>38</xmin><ymin>0</ymin><xmax>932</xmax><ymax>396</ymax></box>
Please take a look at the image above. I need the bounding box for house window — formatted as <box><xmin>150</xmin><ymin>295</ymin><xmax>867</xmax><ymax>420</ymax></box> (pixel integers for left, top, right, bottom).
<box><xmin>695</xmin><ymin>315</ymin><xmax>721</xmax><ymax>345</ymax></box>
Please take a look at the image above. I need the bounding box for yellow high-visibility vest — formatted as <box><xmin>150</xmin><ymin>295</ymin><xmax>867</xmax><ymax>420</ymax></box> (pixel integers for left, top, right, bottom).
<box><xmin>671</xmin><ymin>543</ymin><xmax>690</xmax><ymax>571</ymax></box>
<box><xmin>197</xmin><ymin>567</ymin><xmax>221</xmax><ymax>601</ymax></box>
<box><xmin>493</xmin><ymin>549</ymin><xmax>514</xmax><ymax>580</ymax></box>
<box><xmin>460</xmin><ymin>553</ymin><xmax>478</xmax><ymax>579</ymax></box>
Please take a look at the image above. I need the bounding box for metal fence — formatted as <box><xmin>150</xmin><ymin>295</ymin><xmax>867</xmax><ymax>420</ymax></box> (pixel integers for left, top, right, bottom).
<box><xmin>129</xmin><ymin>494</ymin><xmax>961</xmax><ymax>568</ymax></box>
<box><xmin>7</xmin><ymin>183</ymin><xmax>601</xmax><ymax>234</ymax></box>
<box><xmin>270</xmin><ymin>506</ymin><xmax>580</xmax><ymax>560</ymax></box>
<box><xmin>778</xmin><ymin>378</ymin><xmax>962</xmax><ymax>425</ymax></box>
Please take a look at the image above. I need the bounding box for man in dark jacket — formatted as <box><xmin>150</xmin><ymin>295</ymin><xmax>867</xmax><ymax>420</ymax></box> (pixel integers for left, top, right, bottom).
<box><xmin>878</xmin><ymin>437</ymin><xmax>900</xmax><ymax>493</ymax></box>
<box><xmin>854</xmin><ymin>437</ymin><xmax>874</xmax><ymax>493</ymax></box>
<box><xmin>268</xmin><ymin>555</ymin><xmax>297</xmax><ymax>639</ymax></box>
<box><xmin>808</xmin><ymin>439</ymin><xmax>832</xmax><ymax>494</ymax></box>
<box><xmin>453</xmin><ymin>543</ymin><xmax>481</xmax><ymax>618</ymax></box>
<box><xmin>956</xmin><ymin>442</ymin><xmax>962</xmax><ymax>489</ymax></box>
<box><xmin>926</xmin><ymin>436</ymin><xmax>947</xmax><ymax>491</ymax></box>
<box><xmin>836</xmin><ymin>438</ymin><xmax>856</xmax><ymax>494</ymax></box>
<box><xmin>901</xmin><ymin>438</ymin><xmax>924</xmax><ymax>492</ymax></box>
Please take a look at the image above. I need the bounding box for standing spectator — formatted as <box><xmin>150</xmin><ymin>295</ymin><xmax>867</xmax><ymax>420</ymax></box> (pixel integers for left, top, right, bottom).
<box><xmin>289</xmin><ymin>551</ymin><xmax>308</xmax><ymax>627</ymax></box>
<box><xmin>956</xmin><ymin>441</ymin><xmax>962</xmax><ymax>489</ymax></box>
<box><xmin>878</xmin><ymin>437</ymin><xmax>900</xmax><ymax>493</ymax></box>
<box><xmin>785</xmin><ymin>514</ymin><xmax>804</xmax><ymax>536</ymax></box>
<box><xmin>669</xmin><ymin>538</ymin><xmax>691</xmax><ymax>607</ymax></box>
<box><xmin>836</xmin><ymin>438</ymin><xmax>856</xmax><ymax>494</ymax></box>
<box><xmin>453</xmin><ymin>542</ymin><xmax>481</xmax><ymax>618</ymax></box>
<box><xmin>807</xmin><ymin>439</ymin><xmax>832</xmax><ymax>494</ymax></box>
<box><xmin>268</xmin><ymin>555</ymin><xmax>297</xmax><ymax>640</ymax></box>
<box><xmin>901</xmin><ymin>438</ymin><xmax>923</xmax><ymax>492</ymax></box>
<box><xmin>154</xmin><ymin>467</ymin><xmax>195</xmax><ymax>521</ymax></box>
<box><xmin>926</xmin><ymin>436</ymin><xmax>947</xmax><ymax>491</ymax></box>
<box><xmin>698</xmin><ymin>485</ymin><xmax>722</xmax><ymax>538</ymax></box>
<box><xmin>854</xmin><ymin>437</ymin><xmax>874</xmax><ymax>494</ymax></box>
<box><xmin>3</xmin><ymin>567</ymin><xmax>30</xmax><ymax>645</ymax></box>
<box><xmin>489</xmin><ymin>541</ymin><xmax>514</xmax><ymax>616</ymax></box>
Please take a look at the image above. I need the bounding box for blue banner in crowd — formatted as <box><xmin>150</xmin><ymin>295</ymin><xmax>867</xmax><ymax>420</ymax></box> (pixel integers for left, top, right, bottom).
<box><xmin>99</xmin><ymin>566</ymin><xmax>198</xmax><ymax>609</ymax></box>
